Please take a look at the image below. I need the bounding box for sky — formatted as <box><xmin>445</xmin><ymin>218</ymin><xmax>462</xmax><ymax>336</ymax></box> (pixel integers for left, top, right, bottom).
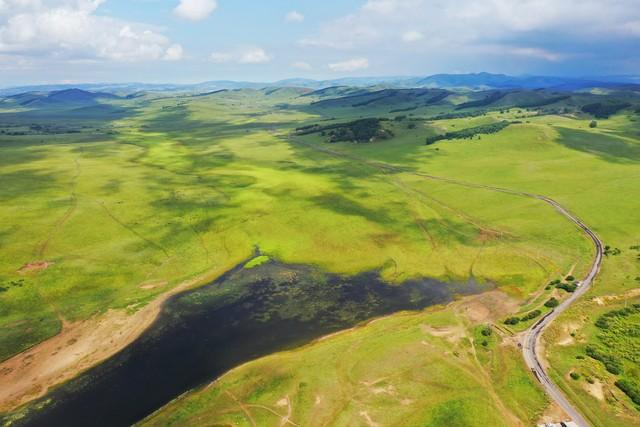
<box><xmin>0</xmin><ymin>0</ymin><xmax>639</xmax><ymax>86</ymax></box>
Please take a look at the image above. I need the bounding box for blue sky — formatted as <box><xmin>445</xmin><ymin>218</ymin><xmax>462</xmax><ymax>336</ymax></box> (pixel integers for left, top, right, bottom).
<box><xmin>0</xmin><ymin>0</ymin><xmax>639</xmax><ymax>85</ymax></box>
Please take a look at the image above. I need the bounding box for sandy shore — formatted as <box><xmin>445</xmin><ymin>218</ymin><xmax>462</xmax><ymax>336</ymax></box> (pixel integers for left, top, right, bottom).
<box><xmin>0</xmin><ymin>269</ymin><xmax>223</xmax><ymax>413</ymax></box>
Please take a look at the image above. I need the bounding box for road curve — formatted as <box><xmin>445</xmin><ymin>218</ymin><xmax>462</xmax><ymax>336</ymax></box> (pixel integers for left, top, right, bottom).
<box><xmin>289</xmin><ymin>138</ymin><xmax>604</xmax><ymax>426</ymax></box>
<box><xmin>521</xmin><ymin>196</ymin><xmax>603</xmax><ymax>427</ymax></box>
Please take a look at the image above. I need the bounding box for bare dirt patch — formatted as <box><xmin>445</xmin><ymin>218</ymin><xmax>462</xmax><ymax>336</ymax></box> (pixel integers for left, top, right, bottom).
<box><xmin>0</xmin><ymin>270</ymin><xmax>221</xmax><ymax>412</ymax></box>
<box><xmin>556</xmin><ymin>321</ymin><xmax>581</xmax><ymax>347</ymax></box>
<box><xmin>584</xmin><ymin>380</ymin><xmax>605</xmax><ymax>401</ymax></box>
<box><xmin>455</xmin><ymin>290</ymin><xmax>519</xmax><ymax>324</ymax></box>
<box><xmin>139</xmin><ymin>280</ymin><xmax>168</xmax><ymax>290</ymax></box>
<box><xmin>420</xmin><ymin>324</ymin><xmax>465</xmax><ymax>343</ymax></box>
<box><xmin>17</xmin><ymin>261</ymin><xmax>52</xmax><ymax>274</ymax></box>
<box><xmin>538</xmin><ymin>400</ymin><xmax>569</xmax><ymax>425</ymax></box>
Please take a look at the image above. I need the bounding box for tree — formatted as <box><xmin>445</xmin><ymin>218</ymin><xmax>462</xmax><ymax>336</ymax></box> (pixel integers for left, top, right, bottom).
<box><xmin>589</xmin><ymin>120</ymin><xmax>597</xmax><ymax>128</ymax></box>
<box><xmin>545</xmin><ymin>297</ymin><xmax>560</xmax><ymax>308</ymax></box>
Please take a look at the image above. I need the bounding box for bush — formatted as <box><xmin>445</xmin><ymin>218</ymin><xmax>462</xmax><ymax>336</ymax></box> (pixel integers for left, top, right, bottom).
<box><xmin>556</xmin><ymin>282</ymin><xmax>577</xmax><ymax>293</ymax></box>
<box><xmin>481</xmin><ymin>325</ymin><xmax>492</xmax><ymax>336</ymax></box>
<box><xmin>570</xmin><ymin>372</ymin><xmax>581</xmax><ymax>380</ymax></box>
<box><xmin>589</xmin><ymin>120</ymin><xmax>598</xmax><ymax>128</ymax></box>
<box><xmin>504</xmin><ymin>317</ymin><xmax>520</xmax><ymax>325</ymax></box>
<box><xmin>544</xmin><ymin>297</ymin><xmax>560</xmax><ymax>308</ymax></box>
<box><xmin>615</xmin><ymin>379</ymin><xmax>640</xmax><ymax>406</ymax></box>
<box><xmin>565</xmin><ymin>275</ymin><xmax>575</xmax><ymax>281</ymax></box>
<box><xmin>586</xmin><ymin>345</ymin><xmax>623</xmax><ymax>375</ymax></box>
<box><xmin>521</xmin><ymin>310</ymin><xmax>542</xmax><ymax>321</ymax></box>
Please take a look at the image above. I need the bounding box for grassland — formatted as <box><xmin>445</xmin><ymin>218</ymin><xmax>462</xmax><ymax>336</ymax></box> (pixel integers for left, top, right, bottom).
<box><xmin>143</xmin><ymin>292</ymin><xmax>547</xmax><ymax>427</ymax></box>
<box><xmin>1</xmin><ymin>86</ymin><xmax>638</xmax><ymax>425</ymax></box>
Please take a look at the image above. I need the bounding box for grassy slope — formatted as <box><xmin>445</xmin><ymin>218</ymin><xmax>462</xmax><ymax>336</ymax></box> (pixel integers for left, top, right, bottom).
<box><xmin>143</xmin><ymin>300</ymin><xmax>547</xmax><ymax>427</ymax></box>
<box><xmin>0</xmin><ymin>93</ymin><xmax>586</xmax><ymax>362</ymax></box>
<box><xmin>299</xmin><ymin>107</ymin><xmax>640</xmax><ymax>425</ymax></box>
<box><xmin>1</xmin><ymin>90</ymin><xmax>634</xmax><ymax>425</ymax></box>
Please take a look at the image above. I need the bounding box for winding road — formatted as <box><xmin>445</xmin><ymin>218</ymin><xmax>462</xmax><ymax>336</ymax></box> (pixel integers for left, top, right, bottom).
<box><xmin>522</xmin><ymin>196</ymin><xmax>603</xmax><ymax>427</ymax></box>
<box><xmin>291</xmin><ymin>137</ymin><xmax>604</xmax><ymax>426</ymax></box>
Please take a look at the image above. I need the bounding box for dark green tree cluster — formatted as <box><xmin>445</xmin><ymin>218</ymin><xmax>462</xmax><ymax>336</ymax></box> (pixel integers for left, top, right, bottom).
<box><xmin>455</xmin><ymin>91</ymin><xmax>507</xmax><ymax>110</ymax></box>
<box><xmin>581</xmin><ymin>101</ymin><xmax>631</xmax><ymax>118</ymax></box>
<box><xmin>544</xmin><ymin>297</ymin><xmax>560</xmax><ymax>308</ymax></box>
<box><xmin>503</xmin><ymin>309</ymin><xmax>542</xmax><ymax>325</ymax></box>
<box><xmin>604</xmin><ymin>245</ymin><xmax>622</xmax><ymax>256</ymax></box>
<box><xmin>515</xmin><ymin>95</ymin><xmax>570</xmax><ymax>108</ymax></box>
<box><xmin>615</xmin><ymin>379</ymin><xmax>640</xmax><ymax>406</ymax></box>
<box><xmin>426</xmin><ymin>121</ymin><xmax>510</xmax><ymax>145</ymax></box>
<box><xmin>586</xmin><ymin>345</ymin><xmax>623</xmax><ymax>375</ymax></box>
<box><xmin>429</xmin><ymin>111</ymin><xmax>486</xmax><ymax>121</ymax></box>
<box><xmin>325</xmin><ymin>118</ymin><xmax>393</xmax><ymax>143</ymax></box>
<box><xmin>594</xmin><ymin>304</ymin><xmax>640</xmax><ymax>330</ymax></box>
<box><xmin>296</xmin><ymin>118</ymin><xmax>393</xmax><ymax>143</ymax></box>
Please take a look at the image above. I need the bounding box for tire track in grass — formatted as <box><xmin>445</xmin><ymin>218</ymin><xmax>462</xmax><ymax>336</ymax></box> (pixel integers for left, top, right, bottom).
<box><xmin>36</xmin><ymin>158</ymin><xmax>81</xmax><ymax>259</ymax></box>
<box><xmin>290</xmin><ymin>136</ymin><xmax>601</xmax><ymax>427</ymax></box>
<box><xmin>97</xmin><ymin>201</ymin><xmax>170</xmax><ymax>258</ymax></box>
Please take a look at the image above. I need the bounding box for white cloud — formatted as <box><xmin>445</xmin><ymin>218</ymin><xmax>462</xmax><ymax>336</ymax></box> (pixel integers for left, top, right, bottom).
<box><xmin>163</xmin><ymin>43</ymin><xmax>184</xmax><ymax>61</ymax></box>
<box><xmin>238</xmin><ymin>47</ymin><xmax>271</xmax><ymax>63</ymax></box>
<box><xmin>0</xmin><ymin>0</ymin><xmax>182</xmax><ymax>62</ymax></box>
<box><xmin>174</xmin><ymin>0</ymin><xmax>217</xmax><ymax>22</ymax></box>
<box><xmin>328</xmin><ymin>57</ymin><xmax>369</xmax><ymax>72</ymax></box>
<box><xmin>210</xmin><ymin>47</ymin><xmax>272</xmax><ymax>64</ymax></box>
<box><xmin>292</xmin><ymin>61</ymin><xmax>312</xmax><ymax>70</ymax></box>
<box><xmin>506</xmin><ymin>46</ymin><xmax>565</xmax><ymax>62</ymax></box>
<box><xmin>402</xmin><ymin>30</ymin><xmax>423</xmax><ymax>42</ymax></box>
<box><xmin>286</xmin><ymin>11</ymin><xmax>304</xmax><ymax>23</ymax></box>
<box><xmin>300</xmin><ymin>0</ymin><xmax>640</xmax><ymax>63</ymax></box>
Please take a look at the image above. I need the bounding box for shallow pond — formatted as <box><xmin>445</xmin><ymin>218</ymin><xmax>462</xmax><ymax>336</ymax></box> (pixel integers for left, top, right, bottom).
<box><xmin>9</xmin><ymin>261</ymin><xmax>488</xmax><ymax>426</ymax></box>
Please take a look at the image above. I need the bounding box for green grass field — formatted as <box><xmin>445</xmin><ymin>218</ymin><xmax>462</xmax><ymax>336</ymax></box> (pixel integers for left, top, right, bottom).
<box><xmin>1</xmin><ymin>87</ymin><xmax>639</xmax><ymax>425</ymax></box>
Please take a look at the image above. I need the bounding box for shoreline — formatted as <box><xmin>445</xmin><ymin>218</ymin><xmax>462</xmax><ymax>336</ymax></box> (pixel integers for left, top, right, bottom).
<box><xmin>0</xmin><ymin>266</ymin><xmax>231</xmax><ymax>413</ymax></box>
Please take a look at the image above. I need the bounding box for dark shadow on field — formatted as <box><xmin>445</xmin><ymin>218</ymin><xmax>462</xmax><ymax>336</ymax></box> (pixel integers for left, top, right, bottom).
<box><xmin>554</xmin><ymin>127</ymin><xmax>640</xmax><ymax>163</ymax></box>
<box><xmin>0</xmin><ymin>170</ymin><xmax>59</xmax><ymax>201</ymax></box>
<box><xmin>310</xmin><ymin>193</ymin><xmax>394</xmax><ymax>225</ymax></box>
<box><xmin>0</xmin><ymin>143</ymin><xmax>48</xmax><ymax>167</ymax></box>
<box><xmin>418</xmin><ymin>218</ymin><xmax>481</xmax><ymax>246</ymax></box>
<box><xmin>140</xmin><ymin>103</ymin><xmax>301</xmax><ymax>136</ymax></box>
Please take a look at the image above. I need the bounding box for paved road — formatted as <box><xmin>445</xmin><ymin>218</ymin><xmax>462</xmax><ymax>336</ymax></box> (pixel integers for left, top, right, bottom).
<box><xmin>521</xmin><ymin>196</ymin><xmax>603</xmax><ymax>427</ymax></box>
<box><xmin>291</xmin><ymin>138</ymin><xmax>604</xmax><ymax>426</ymax></box>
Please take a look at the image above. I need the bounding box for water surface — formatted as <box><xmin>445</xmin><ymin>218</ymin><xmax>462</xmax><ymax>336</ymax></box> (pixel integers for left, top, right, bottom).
<box><xmin>8</xmin><ymin>261</ymin><xmax>487</xmax><ymax>426</ymax></box>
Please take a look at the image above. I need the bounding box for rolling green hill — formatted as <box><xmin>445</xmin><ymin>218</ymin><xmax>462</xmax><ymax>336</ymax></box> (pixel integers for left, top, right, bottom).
<box><xmin>0</xmin><ymin>85</ymin><xmax>638</xmax><ymax>426</ymax></box>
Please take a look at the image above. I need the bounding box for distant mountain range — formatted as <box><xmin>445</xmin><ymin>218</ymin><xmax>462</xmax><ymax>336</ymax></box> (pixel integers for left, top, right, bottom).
<box><xmin>2</xmin><ymin>73</ymin><xmax>639</xmax><ymax>96</ymax></box>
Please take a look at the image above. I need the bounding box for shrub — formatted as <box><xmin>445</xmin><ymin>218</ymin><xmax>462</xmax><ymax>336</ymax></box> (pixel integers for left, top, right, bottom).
<box><xmin>589</xmin><ymin>120</ymin><xmax>598</xmax><ymax>128</ymax></box>
<box><xmin>521</xmin><ymin>310</ymin><xmax>542</xmax><ymax>321</ymax></box>
<box><xmin>615</xmin><ymin>379</ymin><xmax>640</xmax><ymax>406</ymax></box>
<box><xmin>504</xmin><ymin>317</ymin><xmax>520</xmax><ymax>325</ymax></box>
<box><xmin>570</xmin><ymin>372</ymin><xmax>581</xmax><ymax>380</ymax></box>
<box><xmin>565</xmin><ymin>275</ymin><xmax>575</xmax><ymax>281</ymax></box>
<box><xmin>586</xmin><ymin>345</ymin><xmax>623</xmax><ymax>375</ymax></box>
<box><xmin>544</xmin><ymin>297</ymin><xmax>560</xmax><ymax>308</ymax></box>
<box><xmin>481</xmin><ymin>325</ymin><xmax>492</xmax><ymax>336</ymax></box>
<box><xmin>556</xmin><ymin>282</ymin><xmax>577</xmax><ymax>293</ymax></box>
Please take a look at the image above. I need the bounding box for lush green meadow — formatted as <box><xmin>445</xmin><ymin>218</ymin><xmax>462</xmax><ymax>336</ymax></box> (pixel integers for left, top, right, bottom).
<box><xmin>143</xmin><ymin>294</ymin><xmax>547</xmax><ymax>427</ymax></box>
<box><xmin>0</xmin><ymin>90</ymin><xmax>589</xmax><ymax>361</ymax></box>
<box><xmin>1</xmin><ymin>86</ymin><xmax>639</xmax><ymax>425</ymax></box>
